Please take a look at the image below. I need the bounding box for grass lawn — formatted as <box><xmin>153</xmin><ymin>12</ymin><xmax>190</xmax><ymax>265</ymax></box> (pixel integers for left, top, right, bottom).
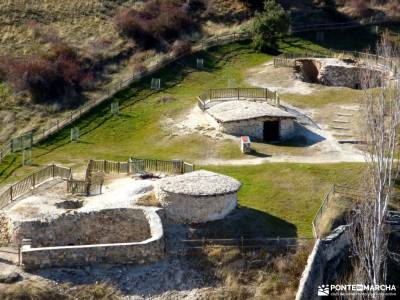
<box><xmin>0</xmin><ymin>33</ymin><xmax>376</xmax><ymax>184</ymax></box>
<box><xmin>281</xmin><ymin>87</ymin><xmax>364</xmax><ymax>108</ymax></box>
<box><xmin>204</xmin><ymin>163</ymin><xmax>363</xmax><ymax>237</ymax></box>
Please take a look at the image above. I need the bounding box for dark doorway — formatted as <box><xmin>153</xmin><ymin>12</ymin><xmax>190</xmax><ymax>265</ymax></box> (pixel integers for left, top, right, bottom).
<box><xmin>263</xmin><ymin>121</ymin><xmax>280</xmax><ymax>141</ymax></box>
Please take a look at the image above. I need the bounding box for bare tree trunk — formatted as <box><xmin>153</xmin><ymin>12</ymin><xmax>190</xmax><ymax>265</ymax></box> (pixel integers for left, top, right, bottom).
<box><xmin>349</xmin><ymin>33</ymin><xmax>400</xmax><ymax>299</ymax></box>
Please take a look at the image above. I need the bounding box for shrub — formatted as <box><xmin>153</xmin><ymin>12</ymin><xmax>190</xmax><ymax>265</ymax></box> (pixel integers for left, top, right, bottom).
<box><xmin>1</xmin><ymin>280</ymin><xmax>68</xmax><ymax>300</ymax></box>
<box><xmin>114</xmin><ymin>0</ymin><xmax>194</xmax><ymax>50</ymax></box>
<box><xmin>351</xmin><ymin>0</ymin><xmax>370</xmax><ymax>16</ymax></box>
<box><xmin>70</xmin><ymin>283</ymin><xmax>122</xmax><ymax>300</ymax></box>
<box><xmin>252</xmin><ymin>0</ymin><xmax>289</xmax><ymax>52</ymax></box>
<box><xmin>5</xmin><ymin>42</ymin><xmax>90</xmax><ymax>104</ymax></box>
<box><xmin>171</xmin><ymin>39</ymin><xmax>192</xmax><ymax>56</ymax></box>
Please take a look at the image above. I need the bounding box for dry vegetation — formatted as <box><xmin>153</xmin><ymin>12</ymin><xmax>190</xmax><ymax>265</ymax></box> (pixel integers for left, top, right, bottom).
<box><xmin>336</xmin><ymin>0</ymin><xmax>400</xmax><ymax>18</ymax></box>
<box><xmin>193</xmin><ymin>243</ymin><xmax>313</xmax><ymax>299</ymax></box>
<box><xmin>0</xmin><ymin>0</ymin><xmax>254</xmax><ymax>145</ymax></box>
<box><xmin>0</xmin><ymin>280</ymin><xmax>122</xmax><ymax>300</ymax></box>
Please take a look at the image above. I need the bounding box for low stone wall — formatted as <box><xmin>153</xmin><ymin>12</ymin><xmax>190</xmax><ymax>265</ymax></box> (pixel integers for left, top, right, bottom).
<box><xmin>157</xmin><ymin>189</ymin><xmax>237</xmax><ymax>224</ymax></box>
<box><xmin>296</xmin><ymin>58</ymin><xmax>386</xmax><ymax>89</ymax></box>
<box><xmin>295</xmin><ymin>225</ymin><xmax>350</xmax><ymax>300</ymax></box>
<box><xmin>20</xmin><ymin>208</ymin><xmax>165</xmax><ymax>269</ymax></box>
<box><xmin>219</xmin><ymin>117</ymin><xmax>296</xmax><ymax>141</ymax></box>
<box><xmin>21</xmin><ymin>237</ymin><xmax>164</xmax><ymax>270</ymax></box>
<box><xmin>0</xmin><ymin>211</ymin><xmax>12</xmax><ymax>245</ymax></box>
<box><xmin>11</xmin><ymin>208</ymin><xmax>151</xmax><ymax>247</ymax></box>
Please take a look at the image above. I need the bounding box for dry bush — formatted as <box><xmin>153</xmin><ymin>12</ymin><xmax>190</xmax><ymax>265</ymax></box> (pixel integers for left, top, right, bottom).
<box><xmin>171</xmin><ymin>40</ymin><xmax>192</xmax><ymax>57</ymax></box>
<box><xmin>70</xmin><ymin>282</ymin><xmax>122</xmax><ymax>300</ymax></box>
<box><xmin>114</xmin><ymin>0</ymin><xmax>195</xmax><ymax>50</ymax></box>
<box><xmin>198</xmin><ymin>243</ymin><xmax>313</xmax><ymax>300</ymax></box>
<box><xmin>317</xmin><ymin>195</ymin><xmax>353</xmax><ymax>237</ymax></box>
<box><xmin>3</xmin><ymin>42</ymin><xmax>91</xmax><ymax>105</ymax></box>
<box><xmin>0</xmin><ymin>280</ymin><xmax>68</xmax><ymax>300</ymax></box>
<box><xmin>0</xmin><ymin>280</ymin><xmax>122</xmax><ymax>300</ymax></box>
<box><xmin>136</xmin><ymin>191</ymin><xmax>160</xmax><ymax>207</ymax></box>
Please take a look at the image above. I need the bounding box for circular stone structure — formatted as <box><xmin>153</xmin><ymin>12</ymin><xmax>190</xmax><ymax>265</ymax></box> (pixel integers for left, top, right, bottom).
<box><xmin>295</xmin><ymin>58</ymin><xmax>389</xmax><ymax>89</ymax></box>
<box><xmin>156</xmin><ymin>170</ymin><xmax>241</xmax><ymax>223</ymax></box>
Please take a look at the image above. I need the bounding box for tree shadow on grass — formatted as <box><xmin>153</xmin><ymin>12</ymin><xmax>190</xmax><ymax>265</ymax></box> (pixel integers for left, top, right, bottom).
<box><xmin>189</xmin><ymin>206</ymin><xmax>298</xmax><ymax>239</ymax></box>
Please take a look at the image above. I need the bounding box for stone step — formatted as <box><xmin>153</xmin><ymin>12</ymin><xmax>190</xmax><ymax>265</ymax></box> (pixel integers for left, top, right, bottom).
<box><xmin>330</xmin><ymin>126</ymin><xmax>350</xmax><ymax>131</ymax></box>
<box><xmin>338</xmin><ymin>140</ymin><xmax>367</xmax><ymax>145</ymax></box>
<box><xmin>333</xmin><ymin>134</ymin><xmax>353</xmax><ymax>138</ymax></box>
<box><xmin>342</xmin><ymin>107</ymin><xmax>360</xmax><ymax>112</ymax></box>
<box><xmin>0</xmin><ymin>247</ymin><xmax>19</xmax><ymax>265</ymax></box>
<box><xmin>333</xmin><ymin>119</ymin><xmax>351</xmax><ymax>124</ymax></box>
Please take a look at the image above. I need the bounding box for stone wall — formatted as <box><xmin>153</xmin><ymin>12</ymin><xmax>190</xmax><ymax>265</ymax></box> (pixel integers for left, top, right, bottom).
<box><xmin>20</xmin><ymin>208</ymin><xmax>165</xmax><ymax>269</ymax></box>
<box><xmin>295</xmin><ymin>226</ymin><xmax>351</xmax><ymax>300</ymax></box>
<box><xmin>0</xmin><ymin>211</ymin><xmax>12</xmax><ymax>245</ymax></box>
<box><xmin>11</xmin><ymin>208</ymin><xmax>151</xmax><ymax>247</ymax></box>
<box><xmin>156</xmin><ymin>189</ymin><xmax>237</xmax><ymax>224</ymax></box>
<box><xmin>280</xmin><ymin>118</ymin><xmax>296</xmax><ymax>139</ymax></box>
<box><xmin>21</xmin><ymin>237</ymin><xmax>164</xmax><ymax>270</ymax></box>
<box><xmin>219</xmin><ymin>117</ymin><xmax>295</xmax><ymax>141</ymax></box>
<box><xmin>297</xmin><ymin>58</ymin><xmax>386</xmax><ymax>89</ymax></box>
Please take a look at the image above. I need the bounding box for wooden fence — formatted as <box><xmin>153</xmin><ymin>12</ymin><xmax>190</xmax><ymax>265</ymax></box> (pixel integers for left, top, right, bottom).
<box><xmin>274</xmin><ymin>50</ymin><xmax>398</xmax><ymax>75</ymax></box>
<box><xmin>312</xmin><ymin>185</ymin><xmax>360</xmax><ymax>238</ymax></box>
<box><xmin>63</xmin><ymin>158</ymin><xmax>194</xmax><ymax>196</ymax></box>
<box><xmin>198</xmin><ymin>87</ymin><xmax>278</xmax><ymax>111</ymax></box>
<box><xmin>290</xmin><ymin>18</ymin><xmax>386</xmax><ymax>33</ymax></box>
<box><xmin>273</xmin><ymin>57</ymin><xmax>297</xmax><ymax>68</ymax></box>
<box><xmin>88</xmin><ymin>159</ymin><xmax>129</xmax><ymax>174</ymax></box>
<box><xmin>66</xmin><ymin>179</ymin><xmax>89</xmax><ymax>196</ymax></box>
<box><xmin>1</xmin><ymin>19</ymin><xmax>396</xmax><ymax>163</ymax></box>
<box><xmin>129</xmin><ymin>158</ymin><xmax>194</xmax><ymax>174</ymax></box>
<box><xmin>180</xmin><ymin>237</ymin><xmax>313</xmax><ymax>254</ymax></box>
<box><xmin>0</xmin><ymin>165</ymin><xmax>71</xmax><ymax>210</ymax></box>
<box><xmin>0</xmin><ymin>31</ymin><xmax>251</xmax><ymax>164</ymax></box>
<box><xmin>83</xmin><ymin>158</ymin><xmax>194</xmax><ymax>176</ymax></box>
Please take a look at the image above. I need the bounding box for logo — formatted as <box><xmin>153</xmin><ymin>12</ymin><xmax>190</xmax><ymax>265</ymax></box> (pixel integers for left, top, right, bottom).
<box><xmin>318</xmin><ymin>285</ymin><xmax>330</xmax><ymax>296</ymax></box>
<box><xmin>316</xmin><ymin>284</ymin><xmax>397</xmax><ymax>297</ymax></box>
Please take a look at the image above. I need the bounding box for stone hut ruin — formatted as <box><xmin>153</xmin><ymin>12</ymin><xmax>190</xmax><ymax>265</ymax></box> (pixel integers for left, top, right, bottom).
<box><xmin>156</xmin><ymin>170</ymin><xmax>241</xmax><ymax>223</ymax></box>
<box><xmin>0</xmin><ymin>160</ymin><xmax>243</xmax><ymax>269</ymax></box>
<box><xmin>206</xmin><ymin>100</ymin><xmax>296</xmax><ymax>141</ymax></box>
<box><xmin>295</xmin><ymin>58</ymin><xmax>388</xmax><ymax>89</ymax></box>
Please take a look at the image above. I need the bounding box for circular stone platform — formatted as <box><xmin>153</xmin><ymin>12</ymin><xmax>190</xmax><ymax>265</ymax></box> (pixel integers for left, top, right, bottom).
<box><xmin>156</xmin><ymin>170</ymin><xmax>241</xmax><ymax>223</ymax></box>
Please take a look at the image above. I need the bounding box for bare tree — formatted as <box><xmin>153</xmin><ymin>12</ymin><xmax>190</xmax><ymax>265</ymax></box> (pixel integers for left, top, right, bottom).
<box><xmin>349</xmin><ymin>34</ymin><xmax>400</xmax><ymax>299</ymax></box>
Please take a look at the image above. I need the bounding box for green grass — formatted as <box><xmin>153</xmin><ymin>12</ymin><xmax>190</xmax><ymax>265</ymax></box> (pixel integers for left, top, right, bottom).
<box><xmin>0</xmin><ymin>36</ymin><xmax>369</xmax><ymax>184</ymax></box>
<box><xmin>281</xmin><ymin>87</ymin><xmax>364</xmax><ymax>108</ymax></box>
<box><xmin>0</xmin><ymin>41</ymin><xmax>272</xmax><ymax>183</ymax></box>
<box><xmin>204</xmin><ymin>163</ymin><xmax>364</xmax><ymax>237</ymax></box>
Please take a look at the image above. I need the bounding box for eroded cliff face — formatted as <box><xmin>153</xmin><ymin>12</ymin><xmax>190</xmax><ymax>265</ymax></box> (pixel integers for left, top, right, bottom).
<box><xmin>296</xmin><ymin>58</ymin><xmax>387</xmax><ymax>89</ymax></box>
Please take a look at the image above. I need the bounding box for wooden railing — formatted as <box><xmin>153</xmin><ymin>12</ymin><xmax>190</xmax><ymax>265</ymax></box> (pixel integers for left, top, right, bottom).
<box><xmin>198</xmin><ymin>87</ymin><xmax>278</xmax><ymax>111</ymax></box>
<box><xmin>312</xmin><ymin>185</ymin><xmax>360</xmax><ymax>238</ymax></box>
<box><xmin>181</xmin><ymin>237</ymin><xmax>313</xmax><ymax>253</ymax></box>
<box><xmin>66</xmin><ymin>178</ymin><xmax>89</xmax><ymax>196</ymax></box>
<box><xmin>273</xmin><ymin>57</ymin><xmax>298</xmax><ymax>68</ymax></box>
<box><xmin>1</xmin><ymin>19</ymin><xmax>397</xmax><ymax>163</ymax></box>
<box><xmin>129</xmin><ymin>158</ymin><xmax>194</xmax><ymax>175</ymax></box>
<box><xmin>0</xmin><ymin>165</ymin><xmax>71</xmax><ymax>210</ymax></box>
<box><xmin>0</xmin><ymin>30</ymin><xmax>252</xmax><ymax>163</ymax></box>
<box><xmin>88</xmin><ymin>159</ymin><xmax>129</xmax><ymax>174</ymax></box>
<box><xmin>274</xmin><ymin>50</ymin><xmax>398</xmax><ymax>75</ymax></box>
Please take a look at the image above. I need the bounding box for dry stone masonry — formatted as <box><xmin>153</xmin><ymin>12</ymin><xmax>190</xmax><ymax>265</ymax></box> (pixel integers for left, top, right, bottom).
<box><xmin>0</xmin><ymin>168</ymin><xmax>243</xmax><ymax>269</ymax></box>
<box><xmin>205</xmin><ymin>100</ymin><xmax>297</xmax><ymax>141</ymax></box>
<box><xmin>296</xmin><ymin>58</ymin><xmax>389</xmax><ymax>89</ymax></box>
<box><xmin>156</xmin><ymin>170</ymin><xmax>241</xmax><ymax>223</ymax></box>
